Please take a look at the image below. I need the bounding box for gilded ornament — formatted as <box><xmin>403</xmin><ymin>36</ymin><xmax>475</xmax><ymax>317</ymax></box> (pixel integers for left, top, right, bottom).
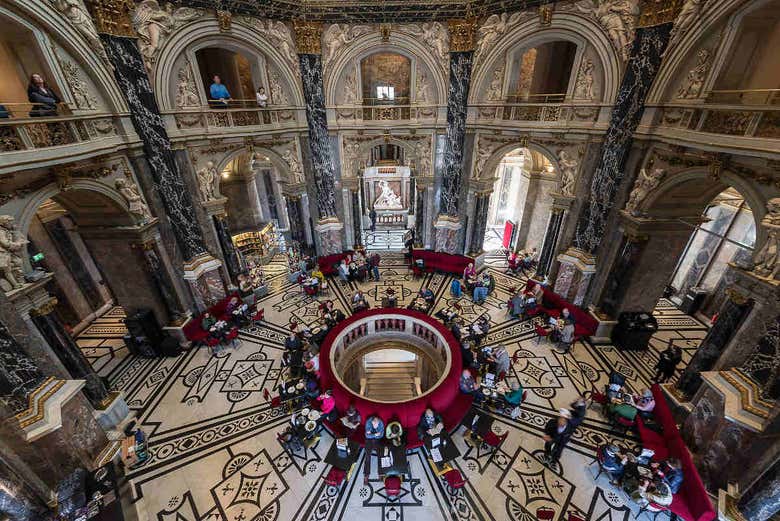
<box><xmin>637</xmin><ymin>0</ymin><xmax>683</xmax><ymax>27</ymax></box>
<box><xmin>724</xmin><ymin>287</ymin><xmax>750</xmax><ymax>306</ymax></box>
<box><xmin>216</xmin><ymin>10</ymin><xmax>231</xmax><ymax>32</ymax></box>
<box><xmin>447</xmin><ymin>18</ymin><xmax>477</xmax><ymax>52</ymax></box>
<box><xmin>380</xmin><ymin>23</ymin><xmax>391</xmax><ymax>42</ymax></box>
<box><xmin>31</xmin><ymin>297</ymin><xmax>59</xmax><ymax>317</ymax></box>
<box><xmin>539</xmin><ymin>4</ymin><xmax>554</xmax><ymax>25</ymax></box>
<box><xmin>87</xmin><ymin>0</ymin><xmax>136</xmax><ymax>37</ymax></box>
<box><xmin>293</xmin><ymin>21</ymin><xmax>323</xmax><ymax>54</ymax></box>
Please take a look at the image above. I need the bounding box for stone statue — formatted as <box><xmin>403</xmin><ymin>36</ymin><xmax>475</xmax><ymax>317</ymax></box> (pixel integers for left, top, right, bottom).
<box><xmin>52</xmin><ymin>0</ymin><xmax>104</xmax><ymax>53</ymax></box>
<box><xmin>409</xmin><ymin>22</ymin><xmax>448</xmax><ymax>68</ymax></box>
<box><xmin>476</xmin><ymin>13</ymin><xmax>509</xmax><ymax>58</ymax></box>
<box><xmin>671</xmin><ymin>0</ymin><xmax>705</xmax><ymax>45</ymax></box>
<box><xmin>175</xmin><ymin>64</ymin><xmax>200</xmax><ymax>108</ymax></box>
<box><xmin>59</xmin><ymin>57</ymin><xmax>98</xmax><ymax>110</ymax></box>
<box><xmin>625</xmin><ymin>167</ymin><xmax>665</xmax><ymax>215</ymax></box>
<box><xmin>557</xmin><ymin>150</ymin><xmax>579</xmax><ymax>196</ymax></box>
<box><xmin>115</xmin><ymin>177</ymin><xmax>152</xmax><ymax>223</ymax></box>
<box><xmin>343</xmin><ymin>69</ymin><xmax>359</xmax><ymax>104</ymax></box>
<box><xmin>342</xmin><ymin>141</ymin><xmax>361</xmax><ymax>175</ymax></box>
<box><xmin>578</xmin><ymin>0</ymin><xmax>639</xmax><ymax>61</ymax></box>
<box><xmin>486</xmin><ymin>66</ymin><xmax>505</xmax><ymax>101</ymax></box>
<box><xmin>475</xmin><ymin>139</ymin><xmax>493</xmax><ymax>178</ymax></box>
<box><xmin>416</xmin><ymin>69</ymin><xmax>431</xmax><ymax>104</ymax></box>
<box><xmin>269</xmin><ymin>72</ymin><xmax>289</xmax><ymax>106</ymax></box>
<box><xmin>374</xmin><ymin>180</ymin><xmax>403</xmax><ymax>209</ymax></box>
<box><xmin>677</xmin><ymin>49</ymin><xmax>711</xmax><ymax>99</ymax></box>
<box><xmin>415</xmin><ymin>140</ymin><xmax>432</xmax><ymax>176</ymax></box>
<box><xmin>0</xmin><ymin>215</ymin><xmax>28</xmax><ymax>291</ymax></box>
<box><xmin>265</xmin><ymin>20</ymin><xmax>297</xmax><ymax>71</ymax></box>
<box><xmin>322</xmin><ymin>24</ymin><xmax>372</xmax><ymax>68</ymax></box>
<box><xmin>197</xmin><ymin>161</ymin><xmax>219</xmax><ymax>201</ymax></box>
<box><xmin>281</xmin><ymin>148</ymin><xmax>303</xmax><ymax>182</ymax></box>
<box><xmin>753</xmin><ymin>198</ymin><xmax>780</xmax><ymax>281</ymax></box>
<box><xmin>573</xmin><ymin>58</ymin><xmax>595</xmax><ymax>100</ymax></box>
<box><xmin>132</xmin><ymin>1</ymin><xmax>201</xmax><ymax>63</ymax></box>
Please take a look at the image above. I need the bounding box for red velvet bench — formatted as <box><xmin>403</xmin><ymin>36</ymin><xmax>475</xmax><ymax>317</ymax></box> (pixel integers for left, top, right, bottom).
<box><xmin>410</xmin><ymin>249</ymin><xmax>474</xmax><ymax>277</ymax></box>
<box><xmin>183</xmin><ymin>292</ymin><xmax>240</xmax><ymax>345</ymax></box>
<box><xmin>317</xmin><ymin>251</ymin><xmax>355</xmax><ymax>276</ymax></box>
<box><xmin>525</xmin><ymin>280</ymin><xmax>598</xmax><ymax>339</ymax></box>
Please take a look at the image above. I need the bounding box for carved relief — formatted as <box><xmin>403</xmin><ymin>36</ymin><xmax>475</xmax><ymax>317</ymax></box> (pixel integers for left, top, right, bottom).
<box><xmin>752</xmin><ymin>197</ymin><xmax>780</xmax><ymax>281</ymax></box>
<box><xmin>486</xmin><ymin>64</ymin><xmax>505</xmax><ymax>101</ymax></box>
<box><xmin>343</xmin><ymin>67</ymin><xmax>359</xmax><ymax>105</ymax></box>
<box><xmin>280</xmin><ymin>145</ymin><xmax>304</xmax><ymax>183</ymax></box>
<box><xmin>341</xmin><ymin>139</ymin><xmax>362</xmax><ymax>177</ymax></box>
<box><xmin>670</xmin><ymin>0</ymin><xmax>705</xmax><ymax>45</ymax></box>
<box><xmin>197</xmin><ymin>160</ymin><xmax>219</xmax><ymax>201</ymax></box>
<box><xmin>237</xmin><ymin>18</ymin><xmax>299</xmax><ymax>76</ymax></box>
<box><xmin>472</xmin><ymin>134</ymin><xmax>519</xmax><ymax>178</ymax></box>
<box><xmin>0</xmin><ymin>215</ymin><xmax>28</xmax><ymax>291</ymax></box>
<box><xmin>573</xmin><ymin>58</ymin><xmax>596</xmax><ymax>101</ymax></box>
<box><xmin>574</xmin><ymin>0</ymin><xmax>639</xmax><ymax>61</ymax></box>
<box><xmin>557</xmin><ymin>150</ymin><xmax>580</xmax><ymax>196</ymax></box>
<box><xmin>175</xmin><ymin>62</ymin><xmax>200</xmax><ymax>108</ymax></box>
<box><xmin>677</xmin><ymin>49</ymin><xmax>711</xmax><ymax>99</ymax></box>
<box><xmin>414</xmin><ymin>138</ymin><xmax>432</xmax><ymax>176</ymax></box>
<box><xmin>475</xmin><ymin>12</ymin><xmax>527</xmax><ymax>61</ymax></box>
<box><xmin>269</xmin><ymin>70</ymin><xmax>290</xmax><ymax>106</ymax></box>
<box><xmin>407</xmin><ymin>22</ymin><xmax>449</xmax><ymax>72</ymax></box>
<box><xmin>416</xmin><ymin>66</ymin><xmax>431</xmax><ymax>104</ymax></box>
<box><xmin>51</xmin><ymin>0</ymin><xmax>104</xmax><ymax>55</ymax></box>
<box><xmin>132</xmin><ymin>1</ymin><xmax>203</xmax><ymax>70</ymax></box>
<box><xmin>57</xmin><ymin>55</ymin><xmax>98</xmax><ymax>110</ymax></box>
<box><xmin>115</xmin><ymin>176</ymin><xmax>152</xmax><ymax>223</ymax></box>
<box><xmin>322</xmin><ymin>24</ymin><xmax>373</xmax><ymax>70</ymax></box>
<box><xmin>625</xmin><ymin>167</ymin><xmax>665</xmax><ymax>215</ymax></box>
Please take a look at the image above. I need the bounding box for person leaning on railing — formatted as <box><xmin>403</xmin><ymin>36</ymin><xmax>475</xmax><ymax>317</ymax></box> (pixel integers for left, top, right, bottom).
<box><xmin>208</xmin><ymin>74</ymin><xmax>231</xmax><ymax>108</ymax></box>
<box><xmin>27</xmin><ymin>73</ymin><xmax>61</xmax><ymax>117</ymax></box>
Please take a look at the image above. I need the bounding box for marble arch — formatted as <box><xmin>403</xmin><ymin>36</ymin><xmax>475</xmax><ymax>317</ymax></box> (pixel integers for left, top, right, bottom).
<box><xmin>475</xmin><ymin>140</ymin><xmax>562</xmax><ymax>187</ymax></box>
<box><xmin>211</xmin><ymin>145</ymin><xmax>297</xmax><ymax>191</ymax></box>
<box><xmin>647</xmin><ymin>0</ymin><xmax>777</xmax><ymax>103</ymax></box>
<box><xmin>153</xmin><ymin>20</ymin><xmax>305</xmax><ymax>111</ymax></box>
<box><xmin>0</xmin><ymin>2</ymin><xmax>127</xmax><ymax>113</ymax></box>
<box><xmin>323</xmin><ymin>32</ymin><xmax>448</xmax><ymax>106</ymax></box>
<box><xmin>471</xmin><ymin>15</ymin><xmax>621</xmax><ymax>105</ymax></box>
<box><xmin>341</xmin><ymin>135</ymin><xmax>431</xmax><ymax>178</ymax></box>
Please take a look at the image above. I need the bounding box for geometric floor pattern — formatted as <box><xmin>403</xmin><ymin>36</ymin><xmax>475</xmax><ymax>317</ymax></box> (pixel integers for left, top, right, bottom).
<box><xmin>78</xmin><ymin>251</ymin><xmax>708</xmax><ymax>521</ymax></box>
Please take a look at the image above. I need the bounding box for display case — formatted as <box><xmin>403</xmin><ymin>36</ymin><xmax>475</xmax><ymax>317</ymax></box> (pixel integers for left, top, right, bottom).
<box><xmin>232</xmin><ymin>222</ymin><xmax>277</xmax><ymax>262</ymax></box>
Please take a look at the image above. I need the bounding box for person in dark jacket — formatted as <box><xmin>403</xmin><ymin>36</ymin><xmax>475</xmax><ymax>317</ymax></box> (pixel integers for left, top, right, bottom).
<box><xmin>543</xmin><ymin>408</ymin><xmax>575</xmax><ymax>465</ymax></box>
<box><xmin>654</xmin><ymin>341</ymin><xmax>683</xmax><ymax>382</ymax></box>
<box><xmin>27</xmin><ymin>74</ymin><xmax>61</xmax><ymax>116</ymax></box>
<box><xmin>569</xmin><ymin>396</ymin><xmax>587</xmax><ymax>428</ymax></box>
<box><xmin>417</xmin><ymin>408</ymin><xmax>444</xmax><ymax>440</ymax></box>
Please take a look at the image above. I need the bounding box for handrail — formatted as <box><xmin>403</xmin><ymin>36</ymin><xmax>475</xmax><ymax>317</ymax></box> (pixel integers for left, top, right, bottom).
<box><xmin>0</xmin><ymin>102</ymin><xmax>73</xmax><ymax>118</ymax></box>
<box><xmin>163</xmin><ymin>104</ymin><xmax>301</xmax><ymax>114</ymax></box>
<box><xmin>505</xmin><ymin>92</ymin><xmax>567</xmax><ymax>103</ymax></box>
<box><xmin>708</xmin><ymin>88</ymin><xmax>780</xmax><ymax>94</ymax></box>
<box><xmin>0</xmin><ymin>111</ymin><xmax>116</xmax><ymax>125</ymax></box>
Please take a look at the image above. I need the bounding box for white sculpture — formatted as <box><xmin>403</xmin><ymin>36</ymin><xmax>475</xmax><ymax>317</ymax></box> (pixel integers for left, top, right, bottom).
<box><xmin>115</xmin><ymin>177</ymin><xmax>152</xmax><ymax>223</ymax></box>
<box><xmin>416</xmin><ymin>69</ymin><xmax>431</xmax><ymax>104</ymax></box>
<box><xmin>270</xmin><ymin>72</ymin><xmax>289</xmax><ymax>106</ymax></box>
<box><xmin>677</xmin><ymin>49</ymin><xmax>711</xmax><ymax>99</ymax></box>
<box><xmin>671</xmin><ymin>0</ymin><xmax>705</xmax><ymax>45</ymax></box>
<box><xmin>409</xmin><ymin>23</ymin><xmax>448</xmax><ymax>68</ymax></box>
<box><xmin>625</xmin><ymin>167</ymin><xmax>665</xmax><ymax>215</ymax></box>
<box><xmin>578</xmin><ymin>0</ymin><xmax>639</xmax><ymax>61</ymax></box>
<box><xmin>60</xmin><ymin>58</ymin><xmax>98</xmax><ymax>110</ymax></box>
<box><xmin>52</xmin><ymin>0</ymin><xmax>103</xmax><ymax>53</ymax></box>
<box><xmin>0</xmin><ymin>215</ymin><xmax>28</xmax><ymax>290</ymax></box>
<box><xmin>475</xmin><ymin>139</ymin><xmax>493</xmax><ymax>178</ymax></box>
<box><xmin>373</xmin><ymin>180</ymin><xmax>403</xmax><ymax>209</ymax></box>
<box><xmin>197</xmin><ymin>161</ymin><xmax>219</xmax><ymax>201</ymax></box>
<box><xmin>415</xmin><ymin>140</ymin><xmax>432</xmax><ymax>176</ymax></box>
<box><xmin>175</xmin><ymin>64</ymin><xmax>200</xmax><ymax>108</ymax></box>
<box><xmin>343</xmin><ymin>69</ymin><xmax>359</xmax><ymax>104</ymax></box>
<box><xmin>557</xmin><ymin>150</ymin><xmax>579</xmax><ymax>196</ymax></box>
<box><xmin>573</xmin><ymin>58</ymin><xmax>596</xmax><ymax>100</ymax></box>
<box><xmin>322</xmin><ymin>24</ymin><xmax>372</xmax><ymax>68</ymax></box>
<box><xmin>486</xmin><ymin>66</ymin><xmax>505</xmax><ymax>101</ymax></box>
<box><xmin>281</xmin><ymin>148</ymin><xmax>303</xmax><ymax>182</ymax></box>
<box><xmin>264</xmin><ymin>20</ymin><xmax>298</xmax><ymax>72</ymax></box>
<box><xmin>342</xmin><ymin>141</ymin><xmax>361</xmax><ymax>175</ymax></box>
<box><xmin>476</xmin><ymin>13</ymin><xmax>510</xmax><ymax>58</ymax></box>
<box><xmin>133</xmin><ymin>1</ymin><xmax>201</xmax><ymax>63</ymax></box>
<box><xmin>753</xmin><ymin>198</ymin><xmax>780</xmax><ymax>281</ymax></box>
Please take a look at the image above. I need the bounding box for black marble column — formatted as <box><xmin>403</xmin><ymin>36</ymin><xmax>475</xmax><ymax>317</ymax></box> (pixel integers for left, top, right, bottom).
<box><xmin>261</xmin><ymin>171</ymin><xmax>280</xmax><ymax>222</ymax></box>
<box><xmin>99</xmin><ymin>35</ymin><xmax>207</xmax><ymax>261</ymax></box>
<box><xmin>738</xmin><ymin>457</ymin><xmax>780</xmax><ymax>521</ymax></box>
<box><xmin>213</xmin><ymin>215</ymin><xmax>241</xmax><ymax>283</ymax></box>
<box><xmin>43</xmin><ymin>218</ymin><xmax>102</xmax><ymax>311</ymax></box>
<box><xmin>536</xmin><ymin>209</ymin><xmax>565</xmax><ymax>279</ymax></box>
<box><xmin>30</xmin><ymin>308</ymin><xmax>109</xmax><ymax>407</ymax></box>
<box><xmin>0</xmin><ymin>322</ymin><xmax>47</xmax><ymax>414</ymax></box>
<box><xmin>135</xmin><ymin>240</ymin><xmax>185</xmax><ymax>320</ymax></box>
<box><xmin>351</xmin><ymin>191</ymin><xmax>362</xmax><ymax>248</ymax></box>
<box><xmin>468</xmin><ymin>194</ymin><xmax>490</xmax><ymax>254</ymax></box>
<box><xmin>676</xmin><ymin>294</ymin><xmax>753</xmax><ymax>398</ymax></box>
<box><xmin>414</xmin><ymin>187</ymin><xmax>425</xmax><ymax>244</ymax></box>
<box><xmin>572</xmin><ymin>24</ymin><xmax>672</xmax><ymax>254</ymax></box>
<box><xmin>286</xmin><ymin>197</ymin><xmax>304</xmax><ymax>244</ymax></box>
<box><xmin>440</xmin><ymin>51</ymin><xmax>474</xmax><ymax>216</ymax></box>
<box><xmin>298</xmin><ymin>52</ymin><xmax>337</xmax><ymax>219</ymax></box>
<box><xmin>740</xmin><ymin>314</ymin><xmax>780</xmax><ymax>400</ymax></box>
<box><xmin>598</xmin><ymin>234</ymin><xmax>647</xmax><ymax>317</ymax></box>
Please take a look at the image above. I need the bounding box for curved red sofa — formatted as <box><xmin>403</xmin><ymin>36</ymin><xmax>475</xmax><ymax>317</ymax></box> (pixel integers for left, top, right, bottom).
<box><xmin>525</xmin><ymin>280</ymin><xmax>598</xmax><ymax>338</ymax></box>
<box><xmin>318</xmin><ymin>308</ymin><xmax>471</xmax><ymax>447</ymax></box>
<box><xmin>317</xmin><ymin>250</ymin><xmax>355</xmax><ymax>276</ymax></box>
<box><xmin>411</xmin><ymin>249</ymin><xmax>474</xmax><ymax>276</ymax></box>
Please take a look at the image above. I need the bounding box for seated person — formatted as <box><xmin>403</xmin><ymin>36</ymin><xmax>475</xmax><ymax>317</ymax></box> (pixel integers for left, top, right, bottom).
<box><xmin>460</xmin><ymin>341</ymin><xmax>475</xmax><ymax>369</ymax></box>
<box><xmin>506</xmin><ymin>251</ymin><xmax>520</xmax><ymax>273</ymax></box>
<box><xmin>472</xmin><ymin>278</ymin><xmax>489</xmax><ymax>304</ymax></box>
<box><xmin>311</xmin><ymin>266</ymin><xmax>325</xmax><ymax>284</ymax></box>
<box><xmin>298</xmin><ymin>257</ymin><xmax>309</xmax><ymax>277</ymax></box>
<box><xmin>304</xmin><ymin>377</ymin><xmax>320</xmax><ymax>400</ymax></box>
<box><xmin>385</xmin><ymin>421</ymin><xmax>405</xmax><ymax>448</ymax></box>
<box><xmin>560</xmin><ymin>307</ymin><xmax>576</xmax><ymax>325</ymax></box>
<box><xmin>351</xmin><ymin>290</ymin><xmax>369</xmax><ymax>312</ymax></box>
<box><xmin>434</xmin><ymin>307</ymin><xmax>458</xmax><ymax>324</ymax></box>
<box><xmin>337</xmin><ymin>260</ymin><xmax>349</xmax><ymax>282</ymax></box>
<box><xmin>304</xmin><ymin>355</ymin><xmax>320</xmax><ymax>377</ymax></box>
<box><xmin>418</xmin><ymin>287</ymin><xmax>435</xmax><ymax>305</ymax></box>
<box><xmin>238</xmin><ymin>273</ymin><xmax>254</xmax><ymax>296</ymax></box>
<box><xmin>278</xmin><ymin>425</ymin><xmax>303</xmax><ymax>452</ymax></box>
<box><xmin>348</xmin><ymin>261</ymin><xmax>359</xmax><ymax>279</ymax></box>
<box><xmin>459</xmin><ymin>369</ymin><xmax>483</xmax><ymax>403</ymax></box>
<box><xmin>317</xmin><ymin>390</ymin><xmax>337</xmax><ymax>421</ymax></box>
<box><xmin>463</xmin><ymin>263</ymin><xmax>477</xmax><ymax>290</ymax></box>
<box><xmin>200</xmin><ymin>312</ymin><xmax>217</xmax><ymax>330</ymax></box>
<box><xmin>285</xmin><ymin>331</ymin><xmax>302</xmax><ymax>351</ymax></box>
<box><xmin>657</xmin><ymin>458</ymin><xmax>684</xmax><ymax>494</ymax></box>
<box><xmin>488</xmin><ymin>344</ymin><xmax>511</xmax><ymax>377</ymax></box>
<box><xmin>633</xmin><ymin>479</ymin><xmax>673</xmax><ymax>509</ymax></box>
<box><xmin>451</xmin><ymin>320</ymin><xmax>463</xmax><ymax>342</ymax></box>
<box><xmin>509</xmin><ymin>292</ymin><xmax>525</xmax><ymax>318</ymax></box>
<box><xmin>634</xmin><ymin>388</ymin><xmax>656</xmax><ymax>417</ymax></box>
<box><xmin>381</xmin><ymin>288</ymin><xmax>398</xmax><ymax>308</ymax></box>
<box><xmin>340</xmin><ymin>404</ymin><xmax>361</xmax><ymax>434</ymax></box>
<box><xmin>450</xmin><ymin>278</ymin><xmax>463</xmax><ymax>297</ymax></box>
<box><xmin>417</xmin><ymin>408</ymin><xmax>444</xmax><ymax>440</ymax></box>
<box><xmin>601</xmin><ymin>444</ymin><xmax>628</xmax><ymax>484</ymax></box>
<box><xmin>502</xmin><ymin>381</ymin><xmax>524</xmax><ymax>411</ymax></box>
<box><xmin>636</xmin><ymin>448</ymin><xmax>656</xmax><ymax>466</ymax></box>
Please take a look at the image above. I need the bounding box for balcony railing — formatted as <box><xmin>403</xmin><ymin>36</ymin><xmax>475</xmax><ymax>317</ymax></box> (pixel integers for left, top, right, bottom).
<box><xmin>504</xmin><ymin>92</ymin><xmax>568</xmax><ymax>104</ymax></box>
<box><xmin>167</xmin><ymin>103</ymin><xmax>299</xmax><ymax>131</ymax></box>
<box><xmin>333</xmin><ymin>103</ymin><xmax>441</xmax><ymax>122</ymax></box>
<box><xmin>706</xmin><ymin>89</ymin><xmax>780</xmax><ymax>106</ymax></box>
<box><xmin>472</xmin><ymin>101</ymin><xmax>605</xmax><ymax>125</ymax></box>
<box><xmin>656</xmin><ymin>103</ymin><xmax>780</xmax><ymax>139</ymax></box>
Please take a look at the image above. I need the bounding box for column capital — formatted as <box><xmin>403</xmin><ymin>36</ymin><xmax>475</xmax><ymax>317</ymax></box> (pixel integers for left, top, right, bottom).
<box><xmin>638</xmin><ymin>0</ymin><xmax>683</xmax><ymax>28</ymax></box>
<box><xmin>30</xmin><ymin>297</ymin><xmax>59</xmax><ymax>318</ymax></box>
<box><xmin>447</xmin><ymin>18</ymin><xmax>477</xmax><ymax>52</ymax></box>
<box><xmin>86</xmin><ymin>0</ymin><xmax>136</xmax><ymax>37</ymax></box>
<box><xmin>293</xmin><ymin>21</ymin><xmax>324</xmax><ymax>54</ymax></box>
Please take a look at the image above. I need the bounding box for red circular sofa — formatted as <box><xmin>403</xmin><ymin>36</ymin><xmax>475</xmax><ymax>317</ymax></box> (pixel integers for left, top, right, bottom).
<box><xmin>318</xmin><ymin>308</ymin><xmax>472</xmax><ymax>448</ymax></box>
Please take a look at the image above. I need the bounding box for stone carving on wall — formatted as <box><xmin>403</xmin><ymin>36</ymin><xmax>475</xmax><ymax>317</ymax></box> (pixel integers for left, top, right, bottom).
<box><xmin>280</xmin><ymin>146</ymin><xmax>304</xmax><ymax>183</ymax></box>
<box><xmin>115</xmin><ymin>176</ymin><xmax>152</xmax><ymax>223</ymax></box>
<box><xmin>472</xmin><ymin>134</ymin><xmax>518</xmax><ymax>178</ymax></box>
<box><xmin>269</xmin><ymin>70</ymin><xmax>289</xmax><ymax>105</ymax></box>
<box><xmin>58</xmin><ymin>55</ymin><xmax>98</xmax><ymax>109</ymax></box>
<box><xmin>374</xmin><ymin>180</ymin><xmax>403</xmax><ymax>209</ymax></box>
<box><xmin>670</xmin><ymin>0</ymin><xmax>705</xmax><ymax>45</ymax></box>
<box><xmin>343</xmin><ymin>67</ymin><xmax>359</xmax><ymax>104</ymax></box>
<box><xmin>573</xmin><ymin>58</ymin><xmax>596</xmax><ymax>100</ymax></box>
<box><xmin>0</xmin><ymin>216</ymin><xmax>28</xmax><ymax>291</ymax></box>
<box><xmin>197</xmin><ymin>160</ymin><xmax>219</xmax><ymax>201</ymax></box>
<box><xmin>575</xmin><ymin>0</ymin><xmax>639</xmax><ymax>61</ymax></box>
<box><xmin>625</xmin><ymin>167</ymin><xmax>665</xmax><ymax>215</ymax></box>
<box><xmin>407</xmin><ymin>22</ymin><xmax>449</xmax><ymax>72</ymax></box>
<box><xmin>416</xmin><ymin>67</ymin><xmax>431</xmax><ymax>104</ymax></box>
<box><xmin>557</xmin><ymin>150</ymin><xmax>579</xmax><ymax>196</ymax></box>
<box><xmin>414</xmin><ymin>139</ymin><xmax>432</xmax><ymax>176</ymax></box>
<box><xmin>486</xmin><ymin>64</ymin><xmax>505</xmax><ymax>101</ymax></box>
<box><xmin>52</xmin><ymin>0</ymin><xmax>104</xmax><ymax>54</ymax></box>
<box><xmin>475</xmin><ymin>138</ymin><xmax>493</xmax><ymax>180</ymax></box>
<box><xmin>752</xmin><ymin>197</ymin><xmax>780</xmax><ymax>281</ymax></box>
<box><xmin>474</xmin><ymin>12</ymin><xmax>527</xmax><ymax>62</ymax></box>
<box><xmin>175</xmin><ymin>62</ymin><xmax>200</xmax><ymax>108</ymax></box>
<box><xmin>132</xmin><ymin>1</ymin><xmax>203</xmax><ymax>68</ymax></box>
<box><xmin>676</xmin><ymin>49</ymin><xmax>711</xmax><ymax>99</ymax></box>
<box><xmin>322</xmin><ymin>24</ymin><xmax>373</xmax><ymax>69</ymax></box>
<box><xmin>341</xmin><ymin>139</ymin><xmax>361</xmax><ymax>176</ymax></box>
<box><xmin>237</xmin><ymin>18</ymin><xmax>299</xmax><ymax>75</ymax></box>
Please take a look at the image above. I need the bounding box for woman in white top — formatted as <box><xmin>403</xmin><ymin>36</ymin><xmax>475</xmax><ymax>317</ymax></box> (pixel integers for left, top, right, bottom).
<box><xmin>256</xmin><ymin>86</ymin><xmax>268</xmax><ymax>107</ymax></box>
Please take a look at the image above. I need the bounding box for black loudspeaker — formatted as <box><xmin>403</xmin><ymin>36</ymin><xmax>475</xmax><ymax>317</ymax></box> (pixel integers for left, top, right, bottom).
<box><xmin>125</xmin><ymin>309</ymin><xmax>164</xmax><ymax>350</ymax></box>
<box><xmin>680</xmin><ymin>287</ymin><xmax>708</xmax><ymax>316</ymax></box>
<box><xmin>611</xmin><ymin>312</ymin><xmax>658</xmax><ymax>351</ymax></box>
<box><xmin>159</xmin><ymin>336</ymin><xmax>182</xmax><ymax>357</ymax></box>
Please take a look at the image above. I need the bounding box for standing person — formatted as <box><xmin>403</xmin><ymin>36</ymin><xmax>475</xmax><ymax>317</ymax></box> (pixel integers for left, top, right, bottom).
<box><xmin>654</xmin><ymin>341</ymin><xmax>683</xmax><ymax>382</ymax></box>
<box><xmin>370</xmin><ymin>253</ymin><xmax>381</xmax><ymax>281</ymax></box>
<box><xmin>209</xmin><ymin>74</ymin><xmax>231</xmax><ymax>107</ymax></box>
<box><xmin>543</xmin><ymin>408</ymin><xmax>574</xmax><ymax>466</ymax></box>
<box><xmin>27</xmin><ymin>74</ymin><xmax>61</xmax><ymax>116</ymax></box>
<box><xmin>364</xmin><ymin>416</ymin><xmax>384</xmax><ymax>484</ymax></box>
<box><xmin>369</xmin><ymin>208</ymin><xmax>377</xmax><ymax>232</ymax></box>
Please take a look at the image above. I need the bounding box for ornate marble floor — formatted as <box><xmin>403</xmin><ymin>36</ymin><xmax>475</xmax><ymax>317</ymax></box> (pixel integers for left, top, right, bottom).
<box><xmin>78</xmin><ymin>252</ymin><xmax>708</xmax><ymax>521</ymax></box>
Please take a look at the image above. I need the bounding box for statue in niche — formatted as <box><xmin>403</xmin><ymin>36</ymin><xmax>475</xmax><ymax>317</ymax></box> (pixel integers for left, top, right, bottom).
<box><xmin>322</xmin><ymin>24</ymin><xmax>372</xmax><ymax>67</ymax></box>
<box><xmin>269</xmin><ymin>72</ymin><xmax>289</xmax><ymax>105</ymax></box>
<box><xmin>557</xmin><ymin>150</ymin><xmax>579</xmax><ymax>196</ymax></box>
<box><xmin>416</xmin><ymin>70</ymin><xmax>431</xmax><ymax>104</ymax></box>
<box><xmin>475</xmin><ymin>139</ymin><xmax>493</xmax><ymax>178</ymax></box>
<box><xmin>197</xmin><ymin>161</ymin><xmax>219</xmax><ymax>201</ymax></box>
<box><xmin>343</xmin><ymin>69</ymin><xmax>359</xmax><ymax>104</ymax></box>
<box><xmin>60</xmin><ymin>57</ymin><xmax>98</xmax><ymax>109</ymax></box>
<box><xmin>373</xmin><ymin>180</ymin><xmax>403</xmax><ymax>209</ymax></box>
<box><xmin>133</xmin><ymin>1</ymin><xmax>201</xmax><ymax>63</ymax></box>
<box><xmin>625</xmin><ymin>167</ymin><xmax>665</xmax><ymax>215</ymax></box>
<box><xmin>281</xmin><ymin>148</ymin><xmax>303</xmax><ymax>182</ymax></box>
<box><xmin>415</xmin><ymin>140</ymin><xmax>432</xmax><ymax>176</ymax></box>
<box><xmin>0</xmin><ymin>215</ymin><xmax>28</xmax><ymax>291</ymax></box>
<box><xmin>671</xmin><ymin>0</ymin><xmax>705</xmax><ymax>45</ymax></box>
<box><xmin>573</xmin><ymin>58</ymin><xmax>595</xmax><ymax>100</ymax></box>
<box><xmin>577</xmin><ymin>0</ymin><xmax>639</xmax><ymax>61</ymax></box>
<box><xmin>486</xmin><ymin>66</ymin><xmax>505</xmax><ymax>101</ymax></box>
<box><xmin>677</xmin><ymin>49</ymin><xmax>711</xmax><ymax>99</ymax></box>
<box><xmin>175</xmin><ymin>64</ymin><xmax>200</xmax><ymax>108</ymax></box>
<box><xmin>342</xmin><ymin>141</ymin><xmax>361</xmax><ymax>175</ymax></box>
<box><xmin>52</xmin><ymin>0</ymin><xmax>103</xmax><ymax>53</ymax></box>
<box><xmin>752</xmin><ymin>197</ymin><xmax>780</xmax><ymax>281</ymax></box>
<box><xmin>115</xmin><ymin>177</ymin><xmax>152</xmax><ymax>223</ymax></box>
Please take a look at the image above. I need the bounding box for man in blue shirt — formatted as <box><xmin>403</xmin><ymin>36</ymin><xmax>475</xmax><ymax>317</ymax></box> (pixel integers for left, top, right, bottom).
<box><xmin>364</xmin><ymin>415</ymin><xmax>384</xmax><ymax>484</ymax></box>
<box><xmin>209</xmin><ymin>75</ymin><xmax>231</xmax><ymax>107</ymax></box>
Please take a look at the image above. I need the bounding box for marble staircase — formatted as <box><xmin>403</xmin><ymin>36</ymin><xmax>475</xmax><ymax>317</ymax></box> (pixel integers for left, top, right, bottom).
<box><xmin>362</xmin><ymin>361</ymin><xmax>419</xmax><ymax>401</ymax></box>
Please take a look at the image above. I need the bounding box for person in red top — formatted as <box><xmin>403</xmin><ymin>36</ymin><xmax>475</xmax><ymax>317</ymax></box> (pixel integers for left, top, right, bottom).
<box><xmin>370</xmin><ymin>253</ymin><xmax>381</xmax><ymax>281</ymax></box>
<box><xmin>317</xmin><ymin>390</ymin><xmax>337</xmax><ymax>421</ymax></box>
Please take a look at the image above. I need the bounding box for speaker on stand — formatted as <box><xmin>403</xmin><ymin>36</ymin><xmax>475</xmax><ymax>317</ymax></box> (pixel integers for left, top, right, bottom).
<box><xmin>124</xmin><ymin>309</ymin><xmax>164</xmax><ymax>357</ymax></box>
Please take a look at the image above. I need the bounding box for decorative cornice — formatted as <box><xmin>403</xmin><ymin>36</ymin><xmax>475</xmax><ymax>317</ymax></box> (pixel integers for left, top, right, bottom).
<box><xmin>447</xmin><ymin>18</ymin><xmax>477</xmax><ymax>52</ymax></box>
<box><xmin>86</xmin><ymin>0</ymin><xmax>136</xmax><ymax>37</ymax></box>
<box><xmin>293</xmin><ymin>21</ymin><xmax>324</xmax><ymax>54</ymax></box>
<box><xmin>637</xmin><ymin>0</ymin><xmax>683</xmax><ymax>28</ymax></box>
<box><xmin>725</xmin><ymin>287</ymin><xmax>751</xmax><ymax>306</ymax></box>
<box><xmin>30</xmin><ymin>297</ymin><xmax>59</xmax><ymax>317</ymax></box>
